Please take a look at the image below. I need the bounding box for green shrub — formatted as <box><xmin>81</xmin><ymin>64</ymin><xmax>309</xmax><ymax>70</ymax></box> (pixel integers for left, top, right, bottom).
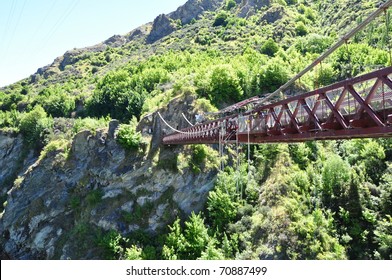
<box><xmin>213</xmin><ymin>11</ymin><xmax>229</xmax><ymax>27</ymax></box>
<box><xmin>225</xmin><ymin>0</ymin><xmax>236</xmax><ymax>10</ymax></box>
<box><xmin>295</xmin><ymin>22</ymin><xmax>308</xmax><ymax>36</ymax></box>
<box><xmin>72</xmin><ymin>117</ymin><xmax>110</xmax><ymax>135</ymax></box>
<box><xmin>187</xmin><ymin>144</ymin><xmax>219</xmax><ymax>174</ymax></box>
<box><xmin>0</xmin><ymin>110</ymin><xmax>19</xmax><ymax>129</ymax></box>
<box><xmin>295</xmin><ymin>34</ymin><xmax>334</xmax><ymax>54</ymax></box>
<box><xmin>86</xmin><ymin>70</ymin><xmax>144</xmax><ymax>121</ymax></box>
<box><xmin>288</xmin><ymin>143</ymin><xmax>312</xmax><ymax>169</ymax></box>
<box><xmin>207</xmin><ymin>65</ymin><xmax>243</xmax><ymax>106</ymax></box>
<box><xmin>86</xmin><ymin>189</ymin><xmax>103</xmax><ymax>207</ymax></box>
<box><xmin>43</xmin><ymin>93</ymin><xmax>75</xmax><ymax>117</ymax></box>
<box><xmin>0</xmin><ymin>92</ymin><xmax>23</xmax><ymax>111</ymax></box>
<box><xmin>374</xmin><ymin>215</ymin><xmax>392</xmax><ymax>259</ymax></box>
<box><xmin>322</xmin><ymin>154</ymin><xmax>351</xmax><ymax>211</ymax></box>
<box><xmin>116</xmin><ymin>118</ymin><xmax>143</xmax><ymax>151</ymax></box>
<box><xmin>207</xmin><ymin>187</ymin><xmax>239</xmax><ymax>230</ymax></box>
<box><xmin>257</xmin><ymin>60</ymin><xmax>290</xmax><ymax>93</ymax></box>
<box><xmin>19</xmin><ymin>105</ymin><xmax>53</xmax><ymax>149</ymax></box>
<box><xmin>124</xmin><ymin>245</ymin><xmax>143</xmax><ymax>260</ymax></box>
<box><xmin>39</xmin><ymin>139</ymin><xmax>70</xmax><ymax>161</ymax></box>
<box><xmin>260</xmin><ymin>38</ymin><xmax>279</xmax><ymax>57</ymax></box>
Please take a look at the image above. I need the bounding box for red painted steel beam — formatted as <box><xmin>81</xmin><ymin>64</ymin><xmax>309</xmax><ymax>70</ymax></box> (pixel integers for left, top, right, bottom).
<box><xmin>162</xmin><ymin>67</ymin><xmax>392</xmax><ymax>145</ymax></box>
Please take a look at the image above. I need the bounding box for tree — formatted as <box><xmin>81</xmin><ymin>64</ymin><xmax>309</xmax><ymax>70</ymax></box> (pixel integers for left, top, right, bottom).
<box><xmin>321</xmin><ymin>154</ymin><xmax>351</xmax><ymax>211</ymax></box>
<box><xmin>380</xmin><ymin>164</ymin><xmax>392</xmax><ymax>215</ymax></box>
<box><xmin>162</xmin><ymin>218</ymin><xmax>187</xmax><ymax>260</ymax></box>
<box><xmin>289</xmin><ymin>209</ymin><xmax>347</xmax><ymax>259</ymax></box>
<box><xmin>42</xmin><ymin>92</ymin><xmax>75</xmax><ymax>117</ymax></box>
<box><xmin>163</xmin><ymin>213</ymin><xmax>211</xmax><ymax>260</ymax></box>
<box><xmin>208</xmin><ymin>65</ymin><xmax>243</xmax><ymax>106</ymax></box>
<box><xmin>207</xmin><ymin>187</ymin><xmax>239</xmax><ymax>230</ymax></box>
<box><xmin>87</xmin><ymin>70</ymin><xmax>145</xmax><ymax>121</ymax></box>
<box><xmin>225</xmin><ymin>0</ymin><xmax>236</xmax><ymax>10</ymax></box>
<box><xmin>374</xmin><ymin>215</ymin><xmax>392</xmax><ymax>259</ymax></box>
<box><xmin>124</xmin><ymin>245</ymin><xmax>143</xmax><ymax>260</ymax></box>
<box><xmin>295</xmin><ymin>22</ymin><xmax>308</xmax><ymax>36</ymax></box>
<box><xmin>258</xmin><ymin>61</ymin><xmax>290</xmax><ymax>93</ymax></box>
<box><xmin>19</xmin><ymin>105</ymin><xmax>53</xmax><ymax>149</ymax></box>
<box><xmin>184</xmin><ymin>212</ymin><xmax>210</xmax><ymax>259</ymax></box>
<box><xmin>198</xmin><ymin>239</ymin><xmax>225</xmax><ymax>260</ymax></box>
<box><xmin>359</xmin><ymin>141</ymin><xmax>386</xmax><ymax>185</ymax></box>
<box><xmin>213</xmin><ymin>11</ymin><xmax>229</xmax><ymax>27</ymax></box>
<box><xmin>260</xmin><ymin>38</ymin><xmax>279</xmax><ymax>57</ymax></box>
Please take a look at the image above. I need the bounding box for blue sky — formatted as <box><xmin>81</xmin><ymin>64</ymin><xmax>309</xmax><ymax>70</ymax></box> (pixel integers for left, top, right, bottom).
<box><xmin>0</xmin><ymin>0</ymin><xmax>188</xmax><ymax>87</ymax></box>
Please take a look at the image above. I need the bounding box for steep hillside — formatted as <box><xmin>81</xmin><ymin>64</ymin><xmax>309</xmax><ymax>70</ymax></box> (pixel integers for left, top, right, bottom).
<box><xmin>1</xmin><ymin>0</ymin><xmax>392</xmax><ymax>260</ymax></box>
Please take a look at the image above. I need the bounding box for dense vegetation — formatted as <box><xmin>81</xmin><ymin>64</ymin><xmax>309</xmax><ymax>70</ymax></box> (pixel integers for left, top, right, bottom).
<box><xmin>1</xmin><ymin>0</ymin><xmax>392</xmax><ymax>259</ymax></box>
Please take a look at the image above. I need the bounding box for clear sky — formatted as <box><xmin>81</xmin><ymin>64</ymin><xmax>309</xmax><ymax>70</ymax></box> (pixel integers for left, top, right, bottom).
<box><xmin>0</xmin><ymin>0</ymin><xmax>188</xmax><ymax>87</ymax></box>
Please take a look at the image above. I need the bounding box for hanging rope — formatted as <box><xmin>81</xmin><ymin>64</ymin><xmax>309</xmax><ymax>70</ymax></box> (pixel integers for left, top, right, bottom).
<box><xmin>247</xmin><ymin>117</ymin><xmax>251</xmax><ymax>202</ymax></box>
<box><xmin>383</xmin><ymin>82</ymin><xmax>386</xmax><ymax>122</ymax></box>
<box><xmin>219</xmin><ymin>121</ymin><xmax>224</xmax><ymax>171</ymax></box>
<box><xmin>345</xmin><ymin>41</ymin><xmax>352</xmax><ymax>78</ymax></box>
<box><xmin>385</xmin><ymin>9</ymin><xmax>392</xmax><ymax>66</ymax></box>
<box><xmin>235</xmin><ymin>122</ymin><xmax>240</xmax><ymax>200</ymax></box>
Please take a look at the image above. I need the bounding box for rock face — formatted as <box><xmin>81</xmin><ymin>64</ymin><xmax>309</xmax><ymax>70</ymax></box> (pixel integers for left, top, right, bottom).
<box><xmin>238</xmin><ymin>0</ymin><xmax>270</xmax><ymax>18</ymax></box>
<box><xmin>147</xmin><ymin>14</ymin><xmax>177</xmax><ymax>44</ymax></box>
<box><xmin>0</xmin><ymin>133</ymin><xmax>23</xmax><ymax>196</ymax></box>
<box><xmin>147</xmin><ymin>0</ymin><xmax>224</xmax><ymax>44</ymax></box>
<box><xmin>0</xmin><ymin>95</ymin><xmax>217</xmax><ymax>260</ymax></box>
<box><xmin>170</xmin><ymin>0</ymin><xmax>225</xmax><ymax>24</ymax></box>
<box><xmin>260</xmin><ymin>5</ymin><xmax>285</xmax><ymax>24</ymax></box>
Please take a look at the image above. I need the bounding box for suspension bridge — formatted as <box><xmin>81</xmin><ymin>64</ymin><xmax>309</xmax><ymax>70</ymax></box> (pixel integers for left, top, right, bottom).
<box><xmin>161</xmin><ymin>0</ymin><xmax>392</xmax><ymax>146</ymax></box>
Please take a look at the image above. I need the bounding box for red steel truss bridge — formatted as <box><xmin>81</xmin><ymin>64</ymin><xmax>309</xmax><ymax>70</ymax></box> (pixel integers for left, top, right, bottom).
<box><xmin>161</xmin><ymin>0</ymin><xmax>392</xmax><ymax>145</ymax></box>
<box><xmin>162</xmin><ymin>67</ymin><xmax>392</xmax><ymax>145</ymax></box>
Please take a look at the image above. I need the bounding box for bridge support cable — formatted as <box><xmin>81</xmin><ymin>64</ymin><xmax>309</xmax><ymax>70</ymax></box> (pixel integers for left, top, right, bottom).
<box><xmin>259</xmin><ymin>0</ymin><xmax>392</xmax><ymax>104</ymax></box>
<box><xmin>181</xmin><ymin>113</ymin><xmax>194</xmax><ymax>127</ymax></box>
<box><xmin>157</xmin><ymin>112</ymin><xmax>191</xmax><ymax>134</ymax></box>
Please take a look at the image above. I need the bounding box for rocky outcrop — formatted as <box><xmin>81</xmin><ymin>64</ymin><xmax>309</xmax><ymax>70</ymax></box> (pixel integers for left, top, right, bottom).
<box><xmin>127</xmin><ymin>24</ymin><xmax>150</xmax><ymax>41</ymax></box>
<box><xmin>259</xmin><ymin>5</ymin><xmax>286</xmax><ymax>24</ymax></box>
<box><xmin>103</xmin><ymin>35</ymin><xmax>127</xmax><ymax>47</ymax></box>
<box><xmin>59</xmin><ymin>50</ymin><xmax>85</xmax><ymax>71</ymax></box>
<box><xmin>33</xmin><ymin>33</ymin><xmax>128</xmax><ymax>79</ymax></box>
<box><xmin>0</xmin><ymin>95</ymin><xmax>218</xmax><ymax>259</ymax></box>
<box><xmin>0</xmin><ymin>133</ymin><xmax>23</xmax><ymax>196</ymax></box>
<box><xmin>147</xmin><ymin>0</ymin><xmax>224</xmax><ymax>44</ymax></box>
<box><xmin>238</xmin><ymin>0</ymin><xmax>270</xmax><ymax>18</ymax></box>
<box><xmin>169</xmin><ymin>0</ymin><xmax>225</xmax><ymax>25</ymax></box>
<box><xmin>147</xmin><ymin>14</ymin><xmax>177</xmax><ymax>44</ymax></box>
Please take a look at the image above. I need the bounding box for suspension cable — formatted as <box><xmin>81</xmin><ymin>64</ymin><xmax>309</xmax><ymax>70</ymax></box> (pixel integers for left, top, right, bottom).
<box><xmin>181</xmin><ymin>113</ymin><xmax>194</xmax><ymax>126</ymax></box>
<box><xmin>157</xmin><ymin>112</ymin><xmax>190</xmax><ymax>134</ymax></box>
<box><xmin>158</xmin><ymin>111</ymin><xmax>225</xmax><ymax>135</ymax></box>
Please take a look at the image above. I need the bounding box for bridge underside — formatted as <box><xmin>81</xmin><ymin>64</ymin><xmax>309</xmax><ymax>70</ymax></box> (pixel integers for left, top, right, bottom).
<box><xmin>163</xmin><ymin>67</ymin><xmax>392</xmax><ymax>145</ymax></box>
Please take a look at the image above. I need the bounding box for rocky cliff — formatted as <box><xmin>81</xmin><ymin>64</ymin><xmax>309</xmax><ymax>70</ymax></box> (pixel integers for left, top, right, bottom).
<box><xmin>0</xmin><ymin>95</ymin><xmax>217</xmax><ymax>259</ymax></box>
<box><xmin>0</xmin><ymin>133</ymin><xmax>24</xmax><ymax>201</ymax></box>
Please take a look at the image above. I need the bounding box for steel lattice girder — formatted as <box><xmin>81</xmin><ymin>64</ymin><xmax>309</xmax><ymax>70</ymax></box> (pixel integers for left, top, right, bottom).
<box><xmin>162</xmin><ymin>67</ymin><xmax>392</xmax><ymax>145</ymax></box>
